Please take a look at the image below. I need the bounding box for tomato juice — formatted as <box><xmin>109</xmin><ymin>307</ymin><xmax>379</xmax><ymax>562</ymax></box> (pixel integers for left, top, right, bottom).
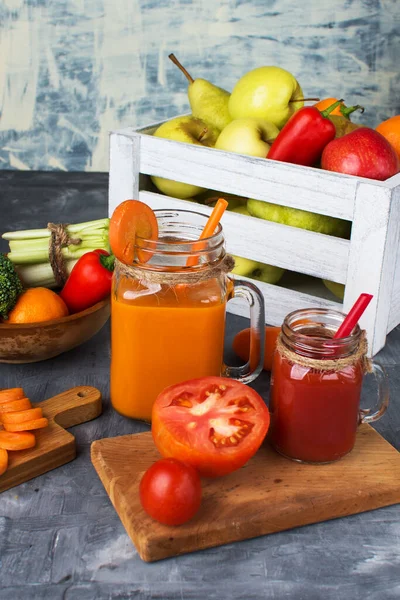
<box><xmin>111</xmin><ymin>276</ymin><xmax>227</xmax><ymax>421</ymax></box>
<box><xmin>269</xmin><ymin>350</ymin><xmax>363</xmax><ymax>463</ymax></box>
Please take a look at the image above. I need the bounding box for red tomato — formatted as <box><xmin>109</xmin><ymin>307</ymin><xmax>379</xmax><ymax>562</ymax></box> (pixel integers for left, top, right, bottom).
<box><xmin>152</xmin><ymin>377</ymin><xmax>270</xmax><ymax>478</ymax></box>
<box><xmin>139</xmin><ymin>458</ymin><xmax>202</xmax><ymax>526</ymax></box>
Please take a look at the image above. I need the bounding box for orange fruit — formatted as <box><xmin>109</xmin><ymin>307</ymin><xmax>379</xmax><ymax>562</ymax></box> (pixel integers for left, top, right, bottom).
<box><xmin>109</xmin><ymin>200</ymin><xmax>159</xmax><ymax>264</ymax></box>
<box><xmin>7</xmin><ymin>287</ymin><xmax>69</xmax><ymax>324</ymax></box>
<box><xmin>376</xmin><ymin>115</ymin><xmax>400</xmax><ymax>160</ymax></box>
<box><xmin>233</xmin><ymin>326</ymin><xmax>281</xmax><ymax>371</ymax></box>
<box><xmin>314</xmin><ymin>98</ymin><xmax>346</xmax><ymax>117</ymax></box>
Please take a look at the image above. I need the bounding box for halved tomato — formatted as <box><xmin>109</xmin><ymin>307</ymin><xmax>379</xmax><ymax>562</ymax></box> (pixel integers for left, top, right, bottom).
<box><xmin>151</xmin><ymin>377</ymin><xmax>270</xmax><ymax>478</ymax></box>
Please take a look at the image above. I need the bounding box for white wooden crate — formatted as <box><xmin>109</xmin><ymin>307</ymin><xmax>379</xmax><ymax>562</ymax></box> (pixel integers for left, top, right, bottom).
<box><xmin>108</xmin><ymin>120</ymin><xmax>400</xmax><ymax>356</ymax></box>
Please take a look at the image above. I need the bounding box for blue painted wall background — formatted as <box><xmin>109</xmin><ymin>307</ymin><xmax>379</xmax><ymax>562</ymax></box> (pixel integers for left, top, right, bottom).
<box><xmin>0</xmin><ymin>0</ymin><xmax>399</xmax><ymax>172</ymax></box>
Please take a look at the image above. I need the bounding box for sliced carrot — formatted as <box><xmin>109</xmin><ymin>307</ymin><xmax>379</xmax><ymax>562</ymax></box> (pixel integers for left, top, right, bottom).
<box><xmin>4</xmin><ymin>417</ymin><xmax>49</xmax><ymax>432</ymax></box>
<box><xmin>109</xmin><ymin>199</ymin><xmax>159</xmax><ymax>265</ymax></box>
<box><xmin>0</xmin><ymin>448</ymin><xmax>8</xmax><ymax>475</ymax></box>
<box><xmin>0</xmin><ymin>398</ymin><xmax>32</xmax><ymax>415</ymax></box>
<box><xmin>0</xmin><ymin>388</ymin><xmax>25</xmax><ymax>403</ymax></box>
<box><xmin>0</xmin><ymin>430</ymin><xmax>36</xmax><ymax>451</ymax></box>
<box><xmin>2</xmin><ymin>407</ymin><xmax>43</xmax><ymax>425</ymax></box>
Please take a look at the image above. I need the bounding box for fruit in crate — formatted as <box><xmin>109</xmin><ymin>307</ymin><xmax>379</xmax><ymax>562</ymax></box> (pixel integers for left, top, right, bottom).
<box><xmin>215</xmin><ymin>118</ymin><xmax>279</xmax><ymax>158</ymax></box>
<box><xmin>228</xmin><ymin>66</ymin><xmax>304</xmax><ymax>128</ymax></box>
<box><xmin>376</xmin><ymin>115</ymin><xmax>400</xmax><ymax>160</ymax></box>
<box><xmin>231</xmin><ymin>203</ymin><xmax>252</xmax><ymax>215</ymax></box>
<box><xmin>322</xmin><ymin>279</ymin><xmax>345</xmax><ymax>300</ymax></box>
<box><xmin>247</xmin><ymin>199</ymin><xmax>351</xmax><ymax>238</ymax></box>
<box><xmin>193</xmin><ymin>189</ymin><xmax>248</xmax><ymax>210</ymax></box>
<box><xmin>151</xmin><ymin>116</ymin><xmax>220</xmax><ymax>199</ymax></box>
<box><xmin>321</xmin><ymin>128</ymin><xmax>400</xmax><ymax>180</ymax></box>
<box><xmin>169</xmin><ymin>53</ymin><xmax>231</xmax><ymax>132</ymax></box>
<box><xmin>313</xmin><ymin>99</ymin><xmax>365</xmax><ymax>139</ymax></box>
<box><xmin>232</xmin><ymin>256</ymin><xmax>284</xmax><ymax>285</ymax></box>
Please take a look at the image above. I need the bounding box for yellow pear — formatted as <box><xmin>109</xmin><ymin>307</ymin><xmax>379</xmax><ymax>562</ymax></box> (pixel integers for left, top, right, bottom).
<box><xmin>169</xmin><ymin>54</ymin><xmax>231</xmax><ymax>132</ymax></box>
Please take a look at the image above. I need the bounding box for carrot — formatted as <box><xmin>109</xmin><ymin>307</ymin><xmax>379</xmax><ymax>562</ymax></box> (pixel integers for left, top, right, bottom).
<box><xmin>109</xmin><ymin>199</ymin><xmax>159</xmax><ymax>265</ymax></box>
<box><xmin>0</xmin><ymin>388</ymin><xmax>25</xmax><ymax>403</ymax></box>
<box><xmin>0</xmin><ymin>448</ymin><xmax>8</xmax><ymax>475</ymax></box>
<box><xmin>0</xmin><ymin>430</ymin><xmax>36</xmax><ymax>451</ymax></box>
<box><xmin>233</xmin><ymin>326</ymin><xmax>281</xmax><ymax>371</ymax></box>
<box><xmin>0</xmin><ymin>398</ymin><xmax>32</xmax><ymax>415</ymax></box>
<box><xmin>2</xmin><ymin>407</ymin><xmax>43</xmax><ymax>425</ymax></box>
<box><xmin>4</xmin><ymin>417</ymin><xmax>49</xmax><ymax>432</ymax></box>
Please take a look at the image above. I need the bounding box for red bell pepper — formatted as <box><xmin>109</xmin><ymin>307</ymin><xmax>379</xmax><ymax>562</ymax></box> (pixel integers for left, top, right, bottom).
<box><xmin>267</xmin><ymin>100</ymin><xmax>344</xmax><ymax>166</ymax></box>
<box><xmin>60</xmin><ymin>249</ymin><xmax>115</xmax><ymax>314</ymax></box>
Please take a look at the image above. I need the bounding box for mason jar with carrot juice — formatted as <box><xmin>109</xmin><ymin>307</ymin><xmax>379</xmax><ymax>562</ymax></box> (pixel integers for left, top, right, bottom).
<box><xmin>110</xmin><ymin>205</ymin><xmax>265</xmax><ymax>421</ymax></box>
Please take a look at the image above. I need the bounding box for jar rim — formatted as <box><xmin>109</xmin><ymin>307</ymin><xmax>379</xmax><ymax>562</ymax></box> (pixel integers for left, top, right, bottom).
<box><xmin>282</xmin><ymin>307</ymin><xmax>362</xmax><ymax>358</ymax></box>
<box><xmin>136</xmin><ymin>209</ymin><xmax>223</xmax><ymax>246</ymax></box>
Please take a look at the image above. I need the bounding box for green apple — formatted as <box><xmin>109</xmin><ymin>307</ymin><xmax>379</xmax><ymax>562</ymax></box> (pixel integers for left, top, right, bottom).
<box><xmin>323</xmin><ymin>279</ymin><xmax>345</xmax><ymax>300</ymax></box>
<box><xmin>151</xmin><ymin>116</ymin><xmax>220</xmax><ymax>199</ymax></box>
<box><xmin>232</xmin><ymin>255</ymin><xmax>285</xmax><ymax>284</ymax></box>
<box><xmin>215</xmin><ymin>118</ymin><xmax>279</xmax><ymax>158</ymax></box>
<box><xmin>247</xmin><ymin>199</ymin><xmax>351</xmax><ymax>238</ymax></box>
<box><xmin>228</xmin><ymin>66</ymin><xmax>304</xmax><ymax>129</ymax></box>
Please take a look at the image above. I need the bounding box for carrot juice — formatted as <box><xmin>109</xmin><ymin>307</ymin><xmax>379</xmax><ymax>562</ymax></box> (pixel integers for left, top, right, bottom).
<box><xmin>110</xmin><ymin>208</ymin><xmax>266</xmax><ymax>421</ymax></box>
<box><xmin>111</xmin><ymin>276</ymin><xmax>227</xmax><ymax>421</ymax></box>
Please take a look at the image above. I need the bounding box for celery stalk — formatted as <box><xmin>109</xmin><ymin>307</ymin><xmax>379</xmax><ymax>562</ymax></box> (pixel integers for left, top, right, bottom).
<box><xmin>2</xmin><ymin>218</ymin><xmax>111</xmax><ymax>286</ymax></box>
<box><xmin>2</xmin><ymin>218</ymin><xmax>109</xmax><ymax>241</ymax></box>
<box><xmin>15</xmin><ymin>260</ymin><xmax>79</xmax><ymax>289</ymax></box>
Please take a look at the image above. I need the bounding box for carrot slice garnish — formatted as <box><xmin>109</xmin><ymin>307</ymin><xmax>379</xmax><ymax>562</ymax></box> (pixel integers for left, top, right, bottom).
<box><xmin>4</xmin><ymin>417</ymin><xmax>49</xmax><ymax>432</ymax></box>
<box><xmin>0</xmin><ymin>448</ymin><xmax>8</xmax><ymax>475</ymax></box>
<box><xmin>109</xmin><ymin>199</ymin><xmax>159</xmax><ymax>265</ymax></box>
<box><xmin>0</xmin><ymin>398</ymin><xmax>32</xmax><ymax>415</ymax></box>
<box><xmin>0</xmin><ymin>388</ymin><xmax>25</xmax><ymax>403</ymax></box>
<box><xmin>0</xmin><ymin>430</ymin><xmax>36</xmax><ymax>451</ymax></box>
<box><xmin>2</xmin><ymin>407</ymin><xmax>43</xmax><ymax>425</ymax></box>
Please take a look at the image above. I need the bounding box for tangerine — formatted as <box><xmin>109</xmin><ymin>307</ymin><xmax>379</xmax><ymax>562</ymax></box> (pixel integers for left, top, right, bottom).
<box><xmin>7</xmin><ymin>287</ymin><xmax>69</xmax><ymax>324</ymax></box>
<box><xmin>376</xmin><ymin>115</ymin><xmax>400</xmax><ymax>160</ymax></box>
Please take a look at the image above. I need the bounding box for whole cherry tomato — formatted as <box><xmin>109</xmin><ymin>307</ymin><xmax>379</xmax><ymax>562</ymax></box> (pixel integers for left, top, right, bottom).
<box><xmin>139</xmin><ymin>458</ymin><xmax>202</xmax><ymax>526</ymax></box>
<box><xmin>152</xmin><ymin>377</ymin><xmax>270</xmax><ymax>478</ymax></box>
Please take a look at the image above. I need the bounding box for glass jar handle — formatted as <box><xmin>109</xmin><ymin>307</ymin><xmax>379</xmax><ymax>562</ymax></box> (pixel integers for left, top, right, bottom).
<box><xmin>359</xmin><ymin>361</ymin><xmax>389</xmax><ymax>424</ymax></box>
<box><xmin>223</xmin><ymin>278</ymin><xmax>265</xmax><ymax>384</ymax></box>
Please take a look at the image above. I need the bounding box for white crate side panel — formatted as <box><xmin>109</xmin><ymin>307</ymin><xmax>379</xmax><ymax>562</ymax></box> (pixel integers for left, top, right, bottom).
<box><xmin>343</xmin><ymin>182</ymin><xmax>400</xmax><ymax>355</ymax></box>
<box><xmin>228</xmin><ymin>276</ymin><xmax>342</xmax><ymax>326</ymax></box>
<box><xmin>109</xmin><ymin>132</ymin><xmax>140</xmax><ymax>210</ymax></box>
<box><xmin>138</xmin><ymin>133</ymin><xmax>358</xmax><ymax>220</ymax></box>
<box><xmin>139</xmin><ymin>190</ymin><xmax>349</xmax><ymax>284</ymax></box>
<box><xmin>387</xmin><ymin>183</ymin><xmax>400</xmax><ymax>333</ymax></box>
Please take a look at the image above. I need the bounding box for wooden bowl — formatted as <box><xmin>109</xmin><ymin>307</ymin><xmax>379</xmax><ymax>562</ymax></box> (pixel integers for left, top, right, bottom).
<box><xmin>0</xmin><ymin>299</ymin><xmax>111</xmax><ymax>364</ymax></box>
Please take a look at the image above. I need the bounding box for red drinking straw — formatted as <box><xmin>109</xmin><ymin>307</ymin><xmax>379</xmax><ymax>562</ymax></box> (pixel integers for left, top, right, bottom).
<box><xmin>333</xmin><ymin>293</ymin><xmax>373</xmax><ymax>339</ymax></box>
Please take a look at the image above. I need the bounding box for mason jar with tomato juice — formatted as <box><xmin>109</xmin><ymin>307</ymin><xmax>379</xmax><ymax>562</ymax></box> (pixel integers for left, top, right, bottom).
<box><xmin>111</xmin><ymin>209</ymin><xmax>265</xmax><ymax>421</ymax></box>
<box><xmin>269</xmin><ymin>308</ymin><xmax>389</xmax><ymax>463</ymax></box>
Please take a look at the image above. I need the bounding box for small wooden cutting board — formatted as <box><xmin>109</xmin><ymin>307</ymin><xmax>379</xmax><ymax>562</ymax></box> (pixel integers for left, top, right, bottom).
<box><xmin>91</xmin><ymin>425</ymin><xmax>400</xmax><ymax>562</ymax></box>
<box><xmin>0</xmin><ymin>386</ymin><xmax>102</xmax><ymax>493</ymax></box>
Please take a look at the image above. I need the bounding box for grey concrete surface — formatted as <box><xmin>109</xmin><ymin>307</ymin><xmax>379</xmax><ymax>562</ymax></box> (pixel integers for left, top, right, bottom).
<box><xmin>0</xmin><ymin>172</ymin><xmax>399</xmax><ymax>600</ymax></box>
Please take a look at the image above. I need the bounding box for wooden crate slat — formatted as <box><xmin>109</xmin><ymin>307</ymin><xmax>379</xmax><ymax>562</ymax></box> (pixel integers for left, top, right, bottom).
<box><xmin>228</xmin><ymin>276</ymin><xmax>342</xmax><ymax>326</ymax></box>
<box><xmin>139</xmin><ymin>190</ymin><xmax>349</xmax><ymax>284</ymax></box>
<box><xmin>138</xmin><ymin>133</ymin><xmax>358</xmax><ymax>220</ymax></box>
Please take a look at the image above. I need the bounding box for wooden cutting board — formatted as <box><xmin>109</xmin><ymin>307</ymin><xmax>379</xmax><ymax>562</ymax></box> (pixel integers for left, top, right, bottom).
<box><xmin>91</xmin><ymin>425</ymin><xmax>400</xmax><ymax>562</ymax></box>
<box><xmin>0</xmin><ymin>386</ymin><xmax>102</xmax><ymax>493</ymax></box>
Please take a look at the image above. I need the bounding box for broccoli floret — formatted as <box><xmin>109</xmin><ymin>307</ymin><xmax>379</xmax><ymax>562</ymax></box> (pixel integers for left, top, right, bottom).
<box><xmin>0</xmin><ymin>254</ymin><xmax>23</xmax><ymax>319</ymax></box>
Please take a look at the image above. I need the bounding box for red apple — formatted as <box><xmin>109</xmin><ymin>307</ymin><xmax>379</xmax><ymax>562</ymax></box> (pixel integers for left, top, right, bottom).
<box><xmin>321</xmin><ymin>127</ymin><xmax>400</xmax><ymax>181</ymax></box>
